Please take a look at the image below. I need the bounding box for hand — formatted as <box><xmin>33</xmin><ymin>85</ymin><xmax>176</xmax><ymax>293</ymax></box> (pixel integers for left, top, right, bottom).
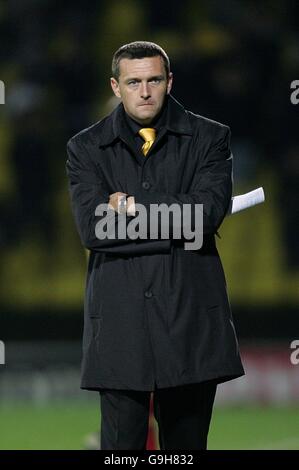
<box><xmin>127</xmin><ymin>196</ymin><xmax>136</xmax><ymax>216</ymax></box>
<box><xmin>108</xmin><ymin>193</ymin><xmax>136</xmax><ymax>216</ymax></box>
<box><xmin>108</xmin><ymin>192</ymin><xmax>128</xmax><ymax>213</ymax></box>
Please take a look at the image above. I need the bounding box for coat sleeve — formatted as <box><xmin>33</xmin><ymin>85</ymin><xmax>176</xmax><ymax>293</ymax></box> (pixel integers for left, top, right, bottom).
<box><xmin>66</xmin><ymin>136</ymin><xmax>171</xmax><ymax>255</ymax></box>
<box><xmin>134</xmin><ymin>124</ymin><xmax>233</xmax><ymax>237</ymax></box>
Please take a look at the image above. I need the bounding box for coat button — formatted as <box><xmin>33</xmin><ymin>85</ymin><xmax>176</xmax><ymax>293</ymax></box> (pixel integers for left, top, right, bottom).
<box><xmin>142</xmin><ymin>181</ymin><xmax>150</xmax><ymax>190</ymax></box>
<box><xmin>144</xmin><ymin>290</ymin><xmax>153</xmax><ymax>298</ymax></box>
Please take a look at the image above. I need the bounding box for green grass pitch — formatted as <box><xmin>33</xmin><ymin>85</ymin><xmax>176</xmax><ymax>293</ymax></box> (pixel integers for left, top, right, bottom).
<box><xmin>0</xmin><ymin>403</ymin><xmax>298</xmax><ymax>450</ymax></box>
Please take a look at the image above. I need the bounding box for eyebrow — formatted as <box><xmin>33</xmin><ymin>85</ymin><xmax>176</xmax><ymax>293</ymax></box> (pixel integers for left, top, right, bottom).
<box><xmin>125</xmin><ymin>75</ymin><xmax>165</xmax><ymax>83</ymax></box>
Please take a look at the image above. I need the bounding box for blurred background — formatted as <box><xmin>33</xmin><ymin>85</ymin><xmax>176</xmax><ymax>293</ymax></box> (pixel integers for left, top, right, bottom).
<box><xmin>0</xmin><ymin>0</ymin><xmax>298</xmax><ymax>450</ymax></box>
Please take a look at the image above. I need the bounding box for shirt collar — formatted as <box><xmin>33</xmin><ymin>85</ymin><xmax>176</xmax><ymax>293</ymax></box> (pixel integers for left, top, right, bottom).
<box><xmin>98</xmin><ymin>94</ymin><xmax>193</xmax><ymax>148</ymax></box>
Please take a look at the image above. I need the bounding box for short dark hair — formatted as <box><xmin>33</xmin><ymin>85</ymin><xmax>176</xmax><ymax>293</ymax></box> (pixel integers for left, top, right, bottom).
<box><xmin>112</xmin><ymin>41</ymin><xmax>170</xmax><ymax>80</ymax></box>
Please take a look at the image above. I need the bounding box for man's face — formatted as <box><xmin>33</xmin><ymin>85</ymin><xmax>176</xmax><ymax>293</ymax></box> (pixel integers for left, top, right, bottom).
<box><xmin>111</xmin><ymin>56</ymin><xmax>173</xmax><ymax>125</ymax></box>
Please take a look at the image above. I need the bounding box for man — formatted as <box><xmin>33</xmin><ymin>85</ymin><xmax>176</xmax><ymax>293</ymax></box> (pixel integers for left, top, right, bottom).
<box><xmin>66</xmin><ymin>41</ymin><xmax>245</xmax><ymax>450</ymax></box>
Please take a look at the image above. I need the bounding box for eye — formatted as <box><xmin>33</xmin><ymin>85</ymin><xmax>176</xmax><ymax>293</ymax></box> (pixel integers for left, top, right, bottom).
<box><xmin>150</xmin><ymin>78</ymin><xmax>161</xmax><ymax>84</ymax></box>
<box><xmin>128</xmin><ymin>80</ymin><xmax>138</xmax><ymax>86</ymax></box>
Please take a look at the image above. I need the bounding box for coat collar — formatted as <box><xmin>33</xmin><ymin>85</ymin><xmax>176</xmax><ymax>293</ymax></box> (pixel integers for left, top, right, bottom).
<box><xmin>98</xmin><ymin>94</ymin><xmax>193</xmax><ymax>148</ymax></box>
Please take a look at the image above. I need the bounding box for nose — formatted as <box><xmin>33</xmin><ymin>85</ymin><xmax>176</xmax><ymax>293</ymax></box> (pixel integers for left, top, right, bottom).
<box><xmin>140</xmin><ymin>81</ymin><xmax>151</xmax><ymax>99</ymax></box>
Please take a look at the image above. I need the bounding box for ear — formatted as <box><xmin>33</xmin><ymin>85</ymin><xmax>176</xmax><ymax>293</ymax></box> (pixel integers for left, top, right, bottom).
<box><xmin>166</xmin><ymin>72</ymin><xmax>173</xmax><ymax>95</ymax></box>
<box><xmin>111</xmin><ymin>77</ymin><xmax>121</xmax><ymax>98</ymax></box>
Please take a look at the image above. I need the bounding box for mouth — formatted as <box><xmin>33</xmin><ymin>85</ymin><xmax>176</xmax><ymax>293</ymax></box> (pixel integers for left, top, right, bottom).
<box><xmin>138</xmin><ymin>103</ymin><xmax>154</xmax><ymax>107</ymax></box>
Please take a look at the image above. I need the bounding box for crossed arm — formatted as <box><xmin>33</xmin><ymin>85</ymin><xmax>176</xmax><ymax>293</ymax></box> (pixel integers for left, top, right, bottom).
<box><xmin>66</xmin><ymin>124</ymin><xmax>232</xmax><ymax>255</ymax></box>
<box><xmin>66</xmin><ymin>139</ymin><xmax>171</xmax><ymax>255</ymax></box>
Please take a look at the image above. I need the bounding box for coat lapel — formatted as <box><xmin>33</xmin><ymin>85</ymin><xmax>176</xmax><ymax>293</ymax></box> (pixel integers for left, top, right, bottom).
<box><xmin>96</xmin><ymin>94</ymin><xmax>193</xmax><ymax>165</ymax></box>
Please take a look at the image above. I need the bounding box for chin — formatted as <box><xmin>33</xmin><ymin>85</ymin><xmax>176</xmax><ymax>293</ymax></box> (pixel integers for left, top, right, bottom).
<box><xmin>138</xmin><ymin>110</ymin><xmax>157</xmax><ymax>121</ymax></box>
<box><xmin>139</xmin><ymin>113</ymin><xmax>155</xmax><ymax>121</ymax></box>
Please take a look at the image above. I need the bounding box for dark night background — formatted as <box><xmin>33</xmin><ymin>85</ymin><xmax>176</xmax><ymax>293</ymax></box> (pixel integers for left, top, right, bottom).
<box><xmin>0</xmin><ymin>0</ymin><xmax>298</xmax><ymax>450</ymax></box>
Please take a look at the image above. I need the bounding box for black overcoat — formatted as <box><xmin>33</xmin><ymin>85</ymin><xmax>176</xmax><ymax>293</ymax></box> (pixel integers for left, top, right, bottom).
<box><xmin>66</xmin><ymin>95</ymin><xmax>245</xmax><ymax>391</ymax></box>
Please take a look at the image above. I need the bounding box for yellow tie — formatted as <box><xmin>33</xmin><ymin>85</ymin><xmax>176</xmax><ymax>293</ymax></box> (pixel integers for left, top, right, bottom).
<box><xmin>138</xmin><ymin>128</ymin><xmax>156</xmax><ymax>156</ymax></box>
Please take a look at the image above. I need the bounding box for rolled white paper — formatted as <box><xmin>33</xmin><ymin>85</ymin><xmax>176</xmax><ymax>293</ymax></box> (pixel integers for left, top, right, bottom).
<box><xmin>227</xmin><ymin>187</ymin><xmax>265</xmax><ymax>215</ymax></box>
